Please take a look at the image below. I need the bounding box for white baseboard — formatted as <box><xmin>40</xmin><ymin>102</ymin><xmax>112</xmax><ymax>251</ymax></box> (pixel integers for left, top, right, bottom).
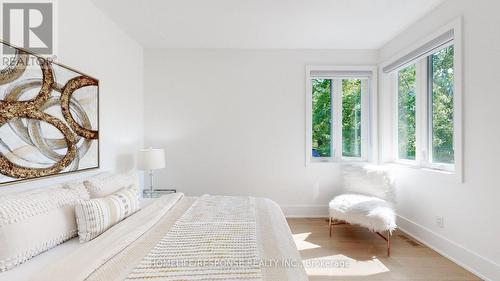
<box><xmin>281</xmin><ymin>205</ymin><xmax>328</xmax><ymax>218</ymax></box>
<box><xmin>279</xmin><ymin>205</ymin><xmax>499</xmax><ymax>280</ymax></box>
<box><xmin>397</xmin><ymin>215</ymin><xmax>500</xmax><ymax>281</ymax></box>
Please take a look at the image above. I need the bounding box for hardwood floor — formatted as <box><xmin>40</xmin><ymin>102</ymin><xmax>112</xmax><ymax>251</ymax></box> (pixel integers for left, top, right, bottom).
<box><xmin>287</xmin><ymin>218</ymin><xmax>481</xmax><ymax>281</ymax></box>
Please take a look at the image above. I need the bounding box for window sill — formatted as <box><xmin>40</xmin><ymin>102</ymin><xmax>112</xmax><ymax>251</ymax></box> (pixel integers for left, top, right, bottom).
<box><xmin>307</xmin><ymin>159</ymin><xmax>370</xmax><ymax>166</ymax></box>
<box><xmin>384</xmin><ymin>161</ymin><xmax>463</xmax><ymax>183</ymax></box>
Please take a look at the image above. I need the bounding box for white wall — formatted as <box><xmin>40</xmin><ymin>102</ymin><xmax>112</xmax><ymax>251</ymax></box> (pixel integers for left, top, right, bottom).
<box><xmin>2</xmin><ymin>0</ymin><xmax>496</xmax><ymax>278</ymax></box>
<box><xmin>378</xmin><ymin>0</ymin><xmax>500</xmax><ymax>279</ymax></box>
<box><xmin>0</xmin><ymin>0</ymin><xmax>144</xmax><ymax>195</ymax></box>
<box><xmin>144</xmin><ymin>49</ymin><xmax>378</xmax><ymax>216</ymax></box>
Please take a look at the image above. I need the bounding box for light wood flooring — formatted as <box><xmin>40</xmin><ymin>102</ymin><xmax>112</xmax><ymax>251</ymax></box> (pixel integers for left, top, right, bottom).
<box><xmin>287</xmin><ymin>218</ymin><xmax>482</xmax><ymax>281</ymax></box>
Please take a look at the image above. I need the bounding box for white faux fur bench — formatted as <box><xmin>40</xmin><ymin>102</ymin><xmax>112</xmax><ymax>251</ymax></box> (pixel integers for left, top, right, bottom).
<box><xmin>329</xmin><ymin>165</ymin><xmax>396</xmax><ymax>256</ymax></box>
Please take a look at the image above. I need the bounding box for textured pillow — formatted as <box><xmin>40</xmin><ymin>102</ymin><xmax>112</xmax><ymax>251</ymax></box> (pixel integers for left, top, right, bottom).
<box><xmin>342</xmin><ymin>165</ymin><xmax>395</xmax><ymax>202</ymax></box>
<box><xmin>75</xmin><ymin>186</ymin><xmax>140</xmax><ymax>242</ymax></box>
<box><xmin>83</xmin><ymin>171</ymin><xmax>139</xmax><ymax>198</ymax></box>
<box><xmin>0</xmin><ymin>184</ymin><xmax>89</xmax><ymax>271</ymax></box>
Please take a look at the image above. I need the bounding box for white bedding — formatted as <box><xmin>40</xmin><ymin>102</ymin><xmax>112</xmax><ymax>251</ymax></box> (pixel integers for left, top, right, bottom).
<box><xmin>0</xmin><ymin>238</ymin><xmax>80</xmax><ymax>281</ymax></box>
<box><xmin>1</xmin><ymin>195</ymin><xmax>307</xmax><ymax>281</ymax></box>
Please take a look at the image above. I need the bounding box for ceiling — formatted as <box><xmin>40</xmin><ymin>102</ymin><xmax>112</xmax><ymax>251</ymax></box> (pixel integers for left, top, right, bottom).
<box><xmin>91</xmin><ymin>0</ymin><xmax>444</xmax><ymax>49</ymax></box>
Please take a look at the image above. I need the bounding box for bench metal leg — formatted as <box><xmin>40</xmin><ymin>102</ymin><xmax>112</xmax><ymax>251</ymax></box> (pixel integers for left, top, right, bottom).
<box><xmin>329</xmin><ymin>218</ymin><xmax>348</xmax><ymax>237</ymax></box>
<box><xmin>376</xmin><ymin>231</ymin><xmax>392</xmax><ymax>257</ymax></box>
<box><xmin>388</xmin><ymin>232</ymin><xmax>391</xmax><ymax>256</ymax></box>
<box><xmin>329</xmin><ymin>218</ymin><xmax>392</xmax><ymax>257</ymax></box>
<box><xmin>329</xmin><ymin>217</ymin><xmax>332</xmax><ymax>237</ymax></box>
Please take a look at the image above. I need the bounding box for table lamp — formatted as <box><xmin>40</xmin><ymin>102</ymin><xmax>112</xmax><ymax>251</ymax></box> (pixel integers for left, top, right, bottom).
<box><xmin>137</xmin><ymin>148</ymin><xmax>166</xmax><ymax>195</ymax></box>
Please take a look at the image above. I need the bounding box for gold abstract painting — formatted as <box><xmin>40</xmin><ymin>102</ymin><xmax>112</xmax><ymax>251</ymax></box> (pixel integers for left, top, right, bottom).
<box><xmin>0</xmin><ymin>42</ymin><xmax>99</xmax><ymax>185</ymax></box>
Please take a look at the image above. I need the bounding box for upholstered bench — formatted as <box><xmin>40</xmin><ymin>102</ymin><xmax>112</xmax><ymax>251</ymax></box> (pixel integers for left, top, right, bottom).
<box><xmin>329</xmin><ymin>165</ymin><xmax>396</xmax><ymax>256</ymax></box>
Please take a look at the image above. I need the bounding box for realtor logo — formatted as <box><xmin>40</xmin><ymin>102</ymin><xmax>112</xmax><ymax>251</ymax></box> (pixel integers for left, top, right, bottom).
<box><xmin>2</xmin><ymin>2</ymin><xmax>53</xmax><ymax>54</ymax></box>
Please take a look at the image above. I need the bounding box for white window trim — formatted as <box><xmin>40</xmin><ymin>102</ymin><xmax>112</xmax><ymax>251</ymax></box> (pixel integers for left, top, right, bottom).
<box><xmin>381</xmin><ymin>18</ymin><xmax>463</xmax><ymax>182</ymax></box>
<box><xmin>305</xmin><ymin>65</ymin><xmax>378</xmax><ymax>166</ymax></box>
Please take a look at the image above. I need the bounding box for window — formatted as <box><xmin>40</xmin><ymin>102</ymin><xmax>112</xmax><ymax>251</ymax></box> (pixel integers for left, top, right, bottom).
<box><xmin>311</xmin><ymin>78</ymin><xmax>332</xmax><ymax>158</ymax></box>
<box><xmin>429</xmin><ymin>46</ymin><xmax>454</xmax><ymax>164</ymax></box>
<box><xmin>342</xmin><ymin>79</ymin><xmax>363</xmax><ymax>158</ymax></box>
<box><xmin>383</xmin><ymin>21</ymin><xmax>462</xmax><ymax>176</ymax></box>
<box><xmin>392</xmin><ymin>45</ymin><xmax>456</xmax><ymax>169</ymax></box>
<box><xmin>307</xmin><ymin>67</ymin><xmax>374</xmax><ymax>163</ymax></box>
<box><xmin>397</xmin><ymin>64</ymin><xmax>417</xmax><ymax>160</ymax></box>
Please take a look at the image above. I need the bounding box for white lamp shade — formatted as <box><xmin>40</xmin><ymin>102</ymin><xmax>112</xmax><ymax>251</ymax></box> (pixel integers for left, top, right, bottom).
<box><xmin>137</xmin><ymin>148</ymin><xmax>166</xmax><ymax>170</ymax></box>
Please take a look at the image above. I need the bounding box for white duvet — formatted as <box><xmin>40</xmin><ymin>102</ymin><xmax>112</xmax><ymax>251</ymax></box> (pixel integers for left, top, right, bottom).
<box><xmin>4</xmin><ymin>194</ymin><xmax>307</xmax><ymax>281</ymax></box>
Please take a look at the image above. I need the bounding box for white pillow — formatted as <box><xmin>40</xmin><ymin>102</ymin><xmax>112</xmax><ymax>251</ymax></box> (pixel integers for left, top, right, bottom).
<box><xmin>0</xmin><ymin>184</ymin><xmax>89</xmax><ymax>271</ymax></box>
<box><xmin>83</xmin><ymin>171</ymin><xmax>138</xmax><ymax>198</ymax></box>
<box><xmin>75</xmin><ymin>186</ymin><xmax>140</xmax><ymax>242</ymax></box>
<box><xmin>342</xmin><ymin>165</ymin><xmax>395</xmax><ymax>202</ymax></box>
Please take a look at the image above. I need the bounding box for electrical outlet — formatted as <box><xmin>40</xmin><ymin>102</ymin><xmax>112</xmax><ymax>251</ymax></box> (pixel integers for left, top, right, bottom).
<box><xmin>436</xmin><ymin>216</ymin><xmax>444</xmax><ymax>228</ymax></box>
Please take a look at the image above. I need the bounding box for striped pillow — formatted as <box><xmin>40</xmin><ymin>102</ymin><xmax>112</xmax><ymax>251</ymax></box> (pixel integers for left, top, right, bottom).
<box><xmin>75</xmin><ymin>186</ymin><xmax>140</xmax><ymax>242</ymax></box>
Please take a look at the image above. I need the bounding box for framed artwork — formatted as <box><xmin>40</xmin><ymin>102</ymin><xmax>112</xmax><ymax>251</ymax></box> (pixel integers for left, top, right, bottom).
<box><xmin>0</xmin><ymin>41</ymin><xmax>99</xmax><ymax>185</ymax></box>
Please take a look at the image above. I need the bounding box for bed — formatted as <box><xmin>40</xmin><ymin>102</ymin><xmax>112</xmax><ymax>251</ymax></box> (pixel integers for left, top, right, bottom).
<box><xmin>0</xmin><ymin>193</ymin><xmax>307</xmax><ymax>281</ymax></box>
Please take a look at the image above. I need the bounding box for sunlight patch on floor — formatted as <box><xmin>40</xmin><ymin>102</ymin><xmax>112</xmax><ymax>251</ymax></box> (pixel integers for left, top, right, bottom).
<box><xmin>303</xmin><ymin>254</ymin><xmax>389</xmax><ymax>276</ymax></box>
<box><xmin>293</xmin><ymin>232</ymin><xmax>321</xmax><ymax>251</ymax></box>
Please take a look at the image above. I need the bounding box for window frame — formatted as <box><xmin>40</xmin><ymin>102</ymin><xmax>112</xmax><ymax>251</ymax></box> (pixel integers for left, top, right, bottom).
<box><xmin>385</xmin><ymin>19</ymin><xmax>463</xmax><ymax>182</ymax></box>
<box><xmin>305</xmin><ymin>65</ymin><xmax>377</xmax><ymax>165</ymax></box>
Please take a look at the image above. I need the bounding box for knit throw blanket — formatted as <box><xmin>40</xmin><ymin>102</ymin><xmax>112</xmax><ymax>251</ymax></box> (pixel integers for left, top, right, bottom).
<box><xmin>126</xmin><ymin>195</ymin><xmax>263</xmax><ymax>280</ymax></box>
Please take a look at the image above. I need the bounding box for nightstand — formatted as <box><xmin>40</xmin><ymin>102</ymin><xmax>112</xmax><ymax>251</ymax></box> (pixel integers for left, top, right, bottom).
<box><xmin>143</xmin><ymin>188</ymin><xmax>176</xmax><ymax>198</ymax></box>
